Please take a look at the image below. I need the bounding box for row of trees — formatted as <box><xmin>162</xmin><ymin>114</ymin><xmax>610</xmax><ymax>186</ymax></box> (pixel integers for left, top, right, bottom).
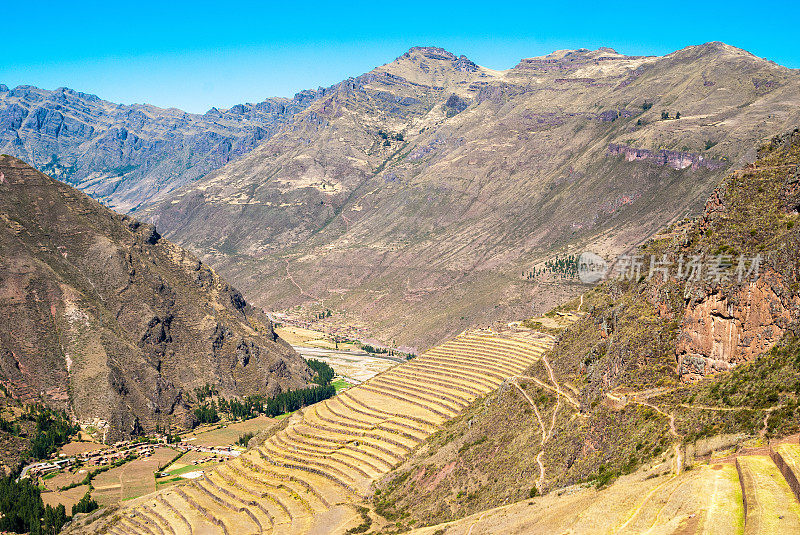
<box><xmin>193</xmin><ymin>360</ymin><xmax>337</xmax><ymax>426</ymax></box>
<box><xmin>523</xmin><ymin>254</ymin><xmax>580</xmax><ymax>281</ymax></box>
<box><xmin>359</xmin><ymin>343</ymin><xmax>416</xmax><ymax>359</ymax></box>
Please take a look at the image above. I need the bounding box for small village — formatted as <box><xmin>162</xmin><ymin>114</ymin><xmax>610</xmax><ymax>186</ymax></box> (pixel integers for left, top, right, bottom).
<box><xmin>17</xmin><ymin>426</ymin><xmax>248</xmax><ymax>488</ymax></box>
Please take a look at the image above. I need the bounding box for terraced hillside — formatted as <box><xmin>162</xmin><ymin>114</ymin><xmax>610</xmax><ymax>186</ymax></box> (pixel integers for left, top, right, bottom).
<box><xmin>73</xmin><ymin>329</ymin><xmax>553</xmax><ymax>534</ymax></box>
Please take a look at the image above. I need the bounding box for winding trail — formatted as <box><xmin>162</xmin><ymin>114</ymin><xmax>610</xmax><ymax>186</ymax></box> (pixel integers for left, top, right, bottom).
<box><xmin>511</xmin><ymin>378</ymin><xmax>549</xmax><ymax>492</ymax></box>
<box><xmin>630</xmin><ymin>398</ymin><xmax>681</xmax><ymax>474</ymax></box>
<box><xmin>283</xmin><ymin>258</ymin><xmax>317</xmax><ymax>300</ymax></box>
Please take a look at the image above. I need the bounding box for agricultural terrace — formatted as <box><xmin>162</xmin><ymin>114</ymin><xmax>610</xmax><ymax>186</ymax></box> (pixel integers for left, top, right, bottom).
<box><xmin>88</xmin><ymin>328</ymin><xmax>553</xmax><ymax>535</ymax></box>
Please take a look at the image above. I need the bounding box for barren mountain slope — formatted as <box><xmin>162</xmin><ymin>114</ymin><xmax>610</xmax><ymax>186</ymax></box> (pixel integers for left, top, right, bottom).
<box><xmin>0</xmin><ymin>85</ymin><xmax>319</xmax><ymax>211</ymax></box>
<box><xmin>371</xmin><ymin>128</ymin><xmax>800</xmax><ymax>528</ymax></box>
<box><xmin>0</xmin><ymin>155</ymin><xmax>311</xmax><ymax>440</ymax></box>
<box><xmin>146</xmin><ymin>43</ymin><xmax>800</xmax><ymax>349</ymax></box>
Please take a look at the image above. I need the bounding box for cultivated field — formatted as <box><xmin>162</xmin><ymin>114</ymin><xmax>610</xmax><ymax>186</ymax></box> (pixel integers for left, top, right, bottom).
<box><xmin>274</xmin><ymin>326</ymin><xmax>360</xmax><ymax>351</ymax></box>
<box><xmin>60</xmin><ymin>440</ymin><xmax>108</xmax><ymax>456</ymax></box>
<box><xmin>78</xmin><ymin>329</ymin><xmax>553</xmax><ymax>534</ymax></box>
<box><xmin>42</xmin><ymin>483</ymin><xmax>91</xmax><ymax>512</ymax></box>
<box><xmin>91</xmin><ymin>447</ymin><xmax>179</xmax><ymax>507</ymax></box>
<box><xmin>293</xmin><ymin>346</ymin><xmax>398</xmax><ymax>383</ymax></box>
<box><xmin>181</xmin><ymin>415</ymin><xmax>278</xmax><ymax>448</ymax></box>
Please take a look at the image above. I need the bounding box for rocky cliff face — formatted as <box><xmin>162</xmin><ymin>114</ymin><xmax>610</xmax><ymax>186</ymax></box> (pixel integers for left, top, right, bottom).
<box><xmin>141</xmin><ymin>43</ymin><xmax>800</xmax><ymax>349</ymax></box>
<box><xmin>0</xmin><ymin>155</ymin><xmax>311</xmax><ymax>440</ymax></box>
<box><xmin>0</xmin><ymin>85</ymin><xmax>319</xmax><ymax>211</ymax></box>
<box><xmin>672</xmin><ymin>129</ymin><xmax>800</xmax><ymax>380</ymax></box>
<box><xmin>676</xmin><ymin>272</ymin><xmax>799</xmax><ymax>380</ymax></box>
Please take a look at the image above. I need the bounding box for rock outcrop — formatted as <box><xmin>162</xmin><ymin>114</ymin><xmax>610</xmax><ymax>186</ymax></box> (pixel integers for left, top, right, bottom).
<box><xmin>677</xmin><ymin>272</ymin><xmax>800</xmax><ymax>380</ymax></box>
<box><xmin>0</xmin><ymin>155</ymin><xmax>311</xmax><ymax>440</ymax></box>
<box><xmin>673</xmin><ymin>129</ymin><xmax>800</xmax><ymax>380</ymax></box>
<box><xmin>607</xmin><ymin>143</ymin><xmax>727</xmax><ymax>170</ymax></box>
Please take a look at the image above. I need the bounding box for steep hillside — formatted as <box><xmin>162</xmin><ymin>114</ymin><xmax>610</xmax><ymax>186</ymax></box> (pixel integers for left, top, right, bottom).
<box><xmin>0</xmin><ymin>155</ymin><xmax>311</xmax><ymax>441</ymax></box>
<box><xmin>144</xmin><ymin>43</ymin><xmax>800</xmax><ymax>349</ymax></box>
<box><xmin>370</xmin><ymin>129</ymin><xmax>800</xmax><ymax>528</ymax></box>
<box><xmin>0</xmin><ymin>85</ymin><xmax>319</xmax><ymax>211</ymax></box>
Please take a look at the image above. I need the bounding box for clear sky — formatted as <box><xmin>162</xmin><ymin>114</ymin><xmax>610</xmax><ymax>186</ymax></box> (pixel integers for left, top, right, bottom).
<box><xmin>4</xmin><ymin>0</ymin><xmax>798</xmax><ymax>114</ymax></box>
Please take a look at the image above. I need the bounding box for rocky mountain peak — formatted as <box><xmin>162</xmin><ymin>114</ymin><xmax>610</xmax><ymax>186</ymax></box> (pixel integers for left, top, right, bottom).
<box><xmin>393</xmin><ymin>46</ymin><xmax>479</xmax><ymax>73</ymax></box>
<box><xmin>402</xmin><ymin>46</ymin><xmax>459</xmax><ymax>61</ymax></box>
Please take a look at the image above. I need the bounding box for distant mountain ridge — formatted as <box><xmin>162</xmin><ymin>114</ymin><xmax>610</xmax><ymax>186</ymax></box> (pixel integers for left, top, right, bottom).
<box><xmin>0</xmin><ymin>84</ymin><xmax>321</xmax><ymax>211</ymax></box>
<box><xmin>4</xmin><ymin>43</ymin><xmax>800</xmax><ymax>351</ymax></box>
<box><xmin>140</xmin><ymin>43</ymin><xmax>800</xmax><ymax>349</ymax></box>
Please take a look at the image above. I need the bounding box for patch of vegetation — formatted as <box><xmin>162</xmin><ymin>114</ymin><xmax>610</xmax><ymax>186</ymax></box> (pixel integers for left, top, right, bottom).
<box><xmin>307</xmin><ymin>359</ymin><xmax>335</xmax><ymax>386</ymax></box>
<box><xmin>345</xmin><ymin>505</ymin><xmax>372</xmax><ymax>534</ymax></box>
<box><xmin>71</xmin><ymin>490</ymin><xmax>98</xmax><ymax>515</ymax></box>
<box><xmin>236</xmin><ymin>432</ymin><xmax>255</xmax><ymax>448</ymax></box>
<box><xmin>0</xmin><ymin>476</ymin><xmax>68</xmax><ymax>534</ymax></box>
<box><xmin>194</xmin><ymin>402</ymin><xmax>220</xmax><ymax>424</ymax></box>
<box><xmin>193</xmin><ymin>383</ymin><xmax>219</xmax><ymax>403</ymax></box>
<box><xmin>22</xmin><ymin>406</ymin><xmax>79</xmax><ymax>460</ymax></box>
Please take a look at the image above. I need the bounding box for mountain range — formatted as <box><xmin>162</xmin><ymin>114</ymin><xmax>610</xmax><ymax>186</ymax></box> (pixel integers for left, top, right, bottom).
<box><xmin>0</xmin><ymin>84</ymin><xmax>320</xmax><ymax>211</ymax></box>
<box><xmin>4</xmin><ymin>43</ymin><xmax>800</xmax><ymax>352</ymax></box>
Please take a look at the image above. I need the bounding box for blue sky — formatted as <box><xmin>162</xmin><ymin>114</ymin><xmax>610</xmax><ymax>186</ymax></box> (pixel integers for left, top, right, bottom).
<box><xmin>4</xmin><ymin>0</ymin><xmax>798</xmax><ymax>113</ymax></box>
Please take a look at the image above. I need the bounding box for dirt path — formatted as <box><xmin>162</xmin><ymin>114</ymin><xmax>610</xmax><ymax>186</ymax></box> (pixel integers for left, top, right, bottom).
<box><xmin>541</xmin><ymin>355</ymin><xmax>581</xmax><ymax>408</ymax></box>
<box><xmin>284</xmin><ymin>258</ymin><xmax>317</xmax><ymax>300</ymax></box>
<box><xmin>680</xmin><ymin>403</ymin><xmax>744</xmax><ymax>412</ymax></box>
<box><xmin>630</xmin><ymin>398</ymin><xmax>681</xmax><ymax>474</ymax></box>
<box><xmin>512</xmin><ymin>379</ymin><xmax>548</xmax><ymax>491</ymax></box>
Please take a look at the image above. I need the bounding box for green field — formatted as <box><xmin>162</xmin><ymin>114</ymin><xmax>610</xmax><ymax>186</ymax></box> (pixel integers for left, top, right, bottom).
<box><xmin>332</xmin><ymin>377</ymin><xmax>355</xmax><ymax>392</ymax></box>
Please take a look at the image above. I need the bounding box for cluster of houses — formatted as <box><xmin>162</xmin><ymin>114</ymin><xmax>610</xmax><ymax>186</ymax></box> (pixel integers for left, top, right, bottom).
<box><xmin>19</xmin><ymin>441</ymin><xmax>159</xmax><ymax>480</ymax></box>
<box><xmin>21</xmin><ymin>457</ymin><xmax>74</xmax><ymax>479</ymax></box>
<box><xmin>20</xmin><ymin>433</ymin><xmax>244</xmax><ymax>483</ymax></box>
<box><xmin>77</xmin><ymin>441</ymin><xmax>157</xmax><ymax>466</ymax></box>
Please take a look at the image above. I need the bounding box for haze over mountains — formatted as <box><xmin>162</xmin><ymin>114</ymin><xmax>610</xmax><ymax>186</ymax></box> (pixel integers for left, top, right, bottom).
<box><xmin>4</xmin><ymin>43</ymin><xmax>800</xmax><ymax>351</ymax></box>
